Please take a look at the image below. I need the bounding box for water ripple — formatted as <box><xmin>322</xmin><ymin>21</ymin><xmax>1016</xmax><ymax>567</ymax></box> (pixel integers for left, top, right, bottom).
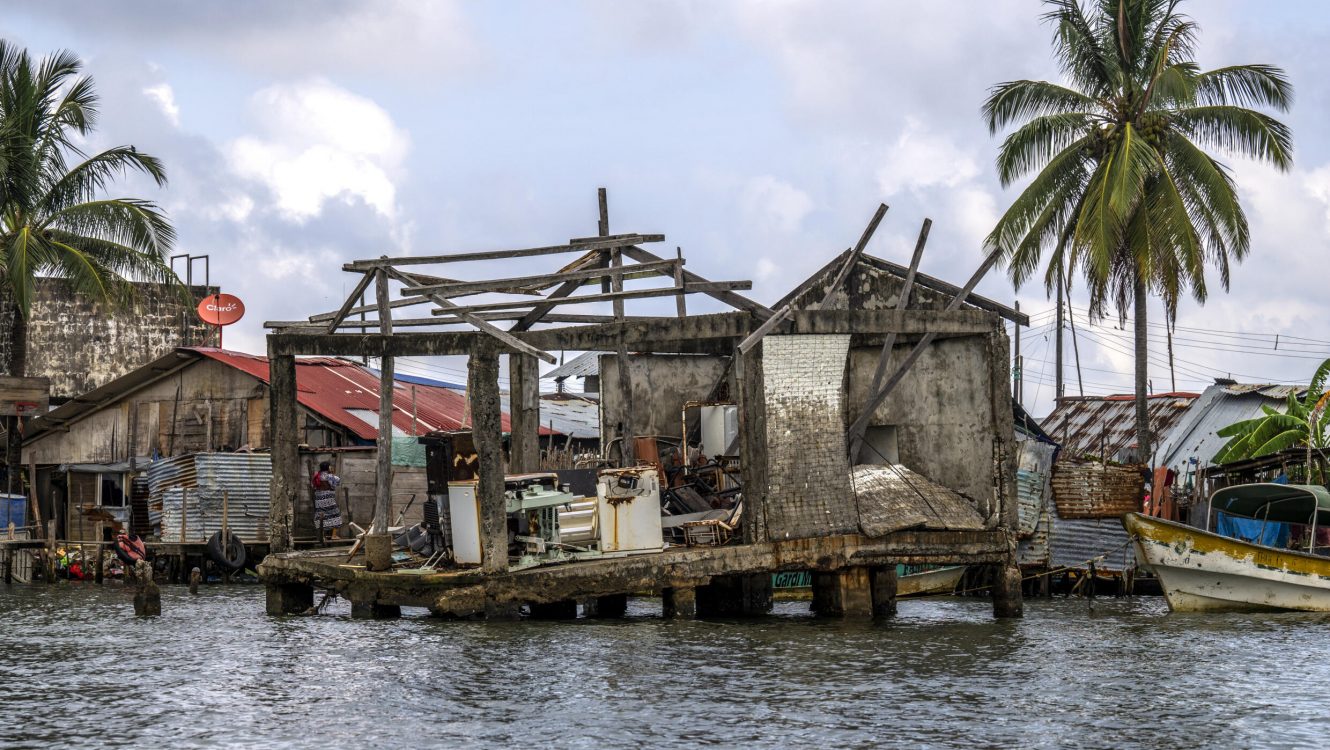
<box><xmin>2</xmin><ymin>585</ymin><xmax>1328</xmax><ymax>748</ymax></box>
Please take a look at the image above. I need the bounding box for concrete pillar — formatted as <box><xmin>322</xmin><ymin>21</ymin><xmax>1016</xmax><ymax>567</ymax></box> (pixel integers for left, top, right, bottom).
<box><xmin>265</xmin><ymin>582</ymin><xmax>312</xmax><ymax>615</ymax></box>
<box><xmin>583</xmin><ymin>593</ymin><xmax>629</xmax><ymax>618</ymax></box>
<box><xmin>351</xmin><ymin>600</ymin><xmax>402</xmax><ymax>619</ymax></box>
<box><xmin>508</xmin><ymin>353</ymin><xmax>541</xmax><ymax>473</ymax></box>
<box><xmin>662</xmin><ymin>586</ymin><xmax>696</xmax><ymax>618</ymax></box>
<box><xmin>811</xmin><ymin>568</ymin><xmax>873</xmax><ymax>617</ymax></box>
<box><xmin>266</xmin><ymin>346</ymin><xmax>298</xmax><ymax>553</ymax></box>
<box><xmin>870</xmin><ymin>565</ymin><xmax>898</xmax><ymax>617</ymax></box>
<box><xmin>992</xmin><ymin>563</ymin><xmax>1024</xmax><ymax>618</ymax></box>
<box><xmin>696</xmin><ymin>574</ymin><xmax>772</xmax><ymax>617</ymax></box>
<box><xmin>364</xmin><ymin>533</ymin><xmax>392</xmax><ymax>572</ymax></box>
<box><xmin>734</xmin><ymin>342</ymin><xmax>768</xmax><ymax>544</ymax></box>
<box><xmin>529</xmin><ymin>599</ymin><xmax>578</xmax><ymax>620</ymax></box>
<box><xmin>469</xmin><ymin>344</ymin><xmax>507</xmax><ymax>574</ymax></box>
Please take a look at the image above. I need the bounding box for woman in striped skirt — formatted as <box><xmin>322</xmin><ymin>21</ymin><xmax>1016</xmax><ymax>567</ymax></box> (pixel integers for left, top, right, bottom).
<box><xmin>312</xmin><ymin>461</ymin><xmax>343</xmax><ymax>538</ymax></box>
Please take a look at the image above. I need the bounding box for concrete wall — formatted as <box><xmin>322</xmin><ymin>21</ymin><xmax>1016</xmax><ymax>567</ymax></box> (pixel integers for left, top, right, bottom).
<box><xmin>845</xmin><ymin>333</ymin><xmax>1000</xmax><ymax>516</ymax></box>
<box><xmin>0</xmin><ymin>278</ymin><xmax>215</xmax><ymax>401</ymax></box>
<box><xmin>598</xmin><ymin>353</ymin><xmax>732</xmax><ymax>444</ymax></box>
<box><xmin>761</xmin><ymin>334</ymin><xmax>857</xmax><ymax>539</ymax></box>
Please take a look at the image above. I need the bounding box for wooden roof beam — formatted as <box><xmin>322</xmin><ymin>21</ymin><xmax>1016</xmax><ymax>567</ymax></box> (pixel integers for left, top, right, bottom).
<box><xmin>342</xmin><ymin>234</ymin><xmax>664</xmax><ymax>271</ymax></box>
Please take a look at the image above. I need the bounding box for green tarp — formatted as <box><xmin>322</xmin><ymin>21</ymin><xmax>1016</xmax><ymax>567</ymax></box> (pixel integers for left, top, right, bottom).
<box><xmin>390</xmin><ymin>437</ymin><xmax>427</xmax><ymax>468</ymax></box>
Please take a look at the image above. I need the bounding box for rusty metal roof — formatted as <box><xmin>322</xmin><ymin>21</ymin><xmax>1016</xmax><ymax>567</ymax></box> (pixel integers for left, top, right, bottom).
<box><xmin>1041</xmin><ymin>392</ymin><xmax>1200</xmax><ymax>461</ymax></box>
<box><xmin>24</xmin><ymin>348</ymin><xmax>554</xmax><ymax>448</ymax></box>
<box><xmin>194</xmin><ymin>348</ymin><xmax>555</xmax><ymax>440</ymax></box>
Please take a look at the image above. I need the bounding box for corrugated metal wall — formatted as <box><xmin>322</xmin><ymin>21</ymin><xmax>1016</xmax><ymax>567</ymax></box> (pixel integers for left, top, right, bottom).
<box><xmin>152</xmin><ymin>453</ymin><xmax>271</xmax><ymax>543</ymax></box>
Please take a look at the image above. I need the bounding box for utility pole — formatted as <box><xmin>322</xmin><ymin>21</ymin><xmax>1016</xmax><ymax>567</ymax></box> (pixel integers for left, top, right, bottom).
<box><xmin>1055</xmin><ymin>274</ymin><xmax>1064</xmax><ymax>401</ymax></box>
<box><xmin>1013</xmin><ymin>301</ymin><xmax>1022</xmax><ymax>407</ymax></box>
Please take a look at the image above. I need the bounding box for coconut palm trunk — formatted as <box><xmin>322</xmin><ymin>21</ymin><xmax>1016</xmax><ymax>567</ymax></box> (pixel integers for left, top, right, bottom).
<box><xmin>4</xmin><ymin>301</ymin><xmax>23</xmax><ymax>494</ymax></box>
<box><xmin>1133</xmin><ymin>269</ymin><xmax>1150</xmax><ymax>460</ymax></box>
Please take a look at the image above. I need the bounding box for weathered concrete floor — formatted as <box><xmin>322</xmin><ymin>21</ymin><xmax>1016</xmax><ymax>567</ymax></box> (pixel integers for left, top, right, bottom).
<box><xmin>257</xmin><ymin>529</ymin><xmax>1009</xmax><ymax>617</ymax></box>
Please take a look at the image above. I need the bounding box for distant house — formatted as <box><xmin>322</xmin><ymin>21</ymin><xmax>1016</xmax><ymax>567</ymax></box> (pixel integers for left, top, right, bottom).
<box><xmin>20</xmin><ymin>347</ymin><xmax>550</xmax><ymax>541</ymax></box>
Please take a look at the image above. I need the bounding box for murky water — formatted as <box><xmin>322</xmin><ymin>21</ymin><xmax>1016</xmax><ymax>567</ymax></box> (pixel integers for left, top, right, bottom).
<box><xmin>3</xmin><ymin>585</ymin><xmax>1329</xmax><ymax>749</ymax></box>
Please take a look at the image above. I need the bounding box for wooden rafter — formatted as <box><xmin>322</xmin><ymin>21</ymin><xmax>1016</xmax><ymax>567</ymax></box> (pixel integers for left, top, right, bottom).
<box><xmin>427</xmin><ymin>281</ymin><xmax>750</xmax><ymax>316</ymax></box>
<box><xmin>381</xmin><ymin>266</ymin><xmax>556</xmax><ymax>364</ymax></box>
<box><xmin>343</xmin><ymin>234</ymin><xmax>664</xmax><ymax>271</ymax></box>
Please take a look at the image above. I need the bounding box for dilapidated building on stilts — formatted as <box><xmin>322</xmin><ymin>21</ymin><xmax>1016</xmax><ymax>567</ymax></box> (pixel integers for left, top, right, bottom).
<box><xmin>258</xmin><ymin>194</ymin><xmax>1030</xmax><ymax>620</ymax></box>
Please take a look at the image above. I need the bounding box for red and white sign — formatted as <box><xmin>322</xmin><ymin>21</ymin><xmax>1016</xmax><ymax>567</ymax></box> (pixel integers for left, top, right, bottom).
<box><xmin>197</xmin><ymin>293</ymin><xmax>245</xmax><ymax>326</ymax></box>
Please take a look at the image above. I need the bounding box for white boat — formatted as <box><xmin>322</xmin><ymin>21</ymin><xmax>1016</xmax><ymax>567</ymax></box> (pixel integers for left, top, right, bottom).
<box><xmin>1123</xmin><ymin>483</ymin><xmax>1330</xmax><ymax>612</ymax></box>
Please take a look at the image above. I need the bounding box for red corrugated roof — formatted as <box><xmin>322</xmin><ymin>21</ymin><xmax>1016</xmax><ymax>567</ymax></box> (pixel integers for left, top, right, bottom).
<box><xmin>189</xmin><ymin>348</ymin><xmax>553</xmax><ymax>440</ymax></box>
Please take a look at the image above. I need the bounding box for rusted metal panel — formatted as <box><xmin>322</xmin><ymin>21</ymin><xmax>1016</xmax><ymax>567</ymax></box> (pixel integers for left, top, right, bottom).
<box><xmin>1042</xmin><ymin>392</ymin><xmax>1198</xmax><ymax>462</ymax></box>
<box><xmin>1051</xmin><ymin>459</ymin><xmax>1143</xmax><ymax>519</ymax></box>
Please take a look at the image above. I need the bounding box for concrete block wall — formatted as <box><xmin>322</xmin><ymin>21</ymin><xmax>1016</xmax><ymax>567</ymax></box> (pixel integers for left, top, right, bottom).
<box><xmin>0</xmin><ymin>278</ymin><xmax>215</xmax><ymax>401</ymax></box>
<box><xmin>761</xmin><ymin>334</ymin><xmax>857</xmax><ymax>539</ymax></box>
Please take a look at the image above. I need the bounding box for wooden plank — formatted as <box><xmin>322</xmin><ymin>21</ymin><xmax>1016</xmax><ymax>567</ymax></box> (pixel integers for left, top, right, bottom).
<box><xmin>343</xmin><ymin>234</ymin><xmax>665</xmax><ymax>270</ymax></box>
<box><xmin>620</xmin><ymin>245</ymin><xmax>773</xmax><ymax>319</ymax></box>
<box><xmin>674</xmin><ymin>247</ymin><xmax>686</xmax><ymax>318</ymax></box>
<box><xmin>383</xmin><ymin>267</ymin><xmax>557</xmax><ymax>364</ymax></box>
<box><xmin>511</xmin><ymin>277</ymin><xmax>582</xmax><ymax>332</ymax></box>
<box><xmin>399</xmin><ymin>259</ymin><xmax>678</xmax><ymax>298</ymax></box>
<box><xmin>815</xmin><ymin>203</ymin><xmax>888</xmax><ymax>310</ymax></box>
<box><xmin>428</xmin><ymin>282</ymin><xmax>751</xmax><ymax>316</ymax></box>
<box><xmin>307</xmin><ymin>293</ymin><xmax>431</xmax><ymax>323</ymax></box>
<box><xmin>736</xmin><ymin>304</ymin><xmax>792</xmax><ymax>354</ymax></box>
<box><xmin>0</xmin><ymin>376</ymin><xmax>49</xmax><ymax>416</ymax></box>
<box><xmin>324</xmin><ymin>271</ymin><xmax>374</xmax><ymax>334</ymax></box>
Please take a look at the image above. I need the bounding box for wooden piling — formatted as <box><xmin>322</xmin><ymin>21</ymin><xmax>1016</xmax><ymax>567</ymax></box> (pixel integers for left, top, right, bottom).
<box><xmin>508</xmin><ymin>353</ymin><xmax>541</xmax><ymax>473</ymax></box>
<box><xmin>266</xmin><ymin>346</ymin><xmax>298</xmax><ymax>554</ymax></box>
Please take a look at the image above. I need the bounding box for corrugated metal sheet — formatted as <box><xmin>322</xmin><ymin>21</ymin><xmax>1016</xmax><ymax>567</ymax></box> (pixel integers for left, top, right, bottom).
<box><xmin>1157</xmin><ymin>384</ymin><xmax>1291</xmax><ymax>476</ymax></box>
<box><xmin>1017</xmin><ymin>501</ymin><xmax>1050</xmax><ymax>567</ymax></box>
<box><xmin>1016</xmin><ymin>438</ymin><xmax>1056</xmax><ymax>537</ymax></box>
<box><xmin>1220</xmin><ymin>383</ymin><xmax>1305</xmax><ymax>399</ymax></box>
<box><xmin>543</xmin><ymin>352</ymin><xmax>600</xmax><ymax>381</ymax></box>
<box><xmin>1051</xmin><ymin>460</ymin><xmax>1144</xmax><ymax>519</ymax></box>
<box><xmin>150</xmin><ymin>453</ymin><xmax>272</xmax><ymax>543</ymax></box>
<box><xmin>1049</xmin><ymin>515</ymin><xmax>1135</xmax><ymax>573</ymax></box>
<box><xmin>1042</xmin><ymin>392</ymin><xmax>1199</xmax><ymax>462</ymax></box>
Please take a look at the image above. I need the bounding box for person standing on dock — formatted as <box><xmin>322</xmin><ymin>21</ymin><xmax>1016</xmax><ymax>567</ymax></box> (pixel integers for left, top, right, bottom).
<box><xmin>311</xmin><ymin>462</ymin><xmax>343</xmax><ymax>541</ymax></box>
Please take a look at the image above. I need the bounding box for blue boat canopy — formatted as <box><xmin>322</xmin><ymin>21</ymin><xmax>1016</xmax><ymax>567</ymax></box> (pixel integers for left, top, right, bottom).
<box><xmin>1210</xmin><ymin>483</ymin><xmax>1330</xmax><ymax>525</ymax></box>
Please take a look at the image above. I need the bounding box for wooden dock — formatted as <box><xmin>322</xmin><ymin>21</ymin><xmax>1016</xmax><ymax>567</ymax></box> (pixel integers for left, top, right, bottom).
<box><xmin>258</xmin><ymin>529</ymin><xmax>1013</xmax><ymax>619</ymax></box>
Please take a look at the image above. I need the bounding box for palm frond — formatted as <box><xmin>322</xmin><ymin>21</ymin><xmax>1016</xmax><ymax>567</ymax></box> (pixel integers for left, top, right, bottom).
<box><xmin>1172</xmin><ymin>104</ymin><xmax>1293</xmax><ymax>170</ymax></box>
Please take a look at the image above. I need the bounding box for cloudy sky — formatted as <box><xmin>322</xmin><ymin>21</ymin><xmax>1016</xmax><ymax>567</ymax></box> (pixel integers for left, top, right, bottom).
<box><xmin>4</xmin><ymin>1</ymin><xmax>1329</xmax><ymax>416</ymax></box>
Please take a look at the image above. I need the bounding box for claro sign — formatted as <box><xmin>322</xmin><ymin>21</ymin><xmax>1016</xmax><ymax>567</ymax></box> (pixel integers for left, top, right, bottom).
<box><xmin>197</xmin><ymin>293</ymin><xmax>246</xmax><ymax>326</ymax></box>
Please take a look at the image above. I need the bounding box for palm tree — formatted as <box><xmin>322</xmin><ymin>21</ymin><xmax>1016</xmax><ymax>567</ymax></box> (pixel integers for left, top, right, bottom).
<box><xmin>0</xmin><ymin>42</ymin><xmax>178</xmax><ymax>491</ymax></box>
<box><xmin>1214</xmin><ymin>359</ymin><xmax>1330</xmax><ymax>482</ymax></box>
<box><xmin>983</xmin><ymin>0</ymin><xmax>1292</xmax><ymax>460</ymax></box>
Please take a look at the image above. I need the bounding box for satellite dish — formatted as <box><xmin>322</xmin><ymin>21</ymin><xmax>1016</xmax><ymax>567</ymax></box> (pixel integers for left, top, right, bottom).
<box><xmin>197</xmin><ymin>293</ymin><xmax>245</xmax><ymax>326</ymax></box>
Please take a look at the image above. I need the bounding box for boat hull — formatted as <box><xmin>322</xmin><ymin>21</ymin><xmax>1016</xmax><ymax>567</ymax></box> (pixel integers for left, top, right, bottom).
<box><xmin>897</xmin><ymin>565</ymin><xmax>965</xmax><ymax>598</ymax></box>
<box><xmin>1123</xmin><ymin>512</ymin><xmax>1330</xmax><ymax>612</ymax></box>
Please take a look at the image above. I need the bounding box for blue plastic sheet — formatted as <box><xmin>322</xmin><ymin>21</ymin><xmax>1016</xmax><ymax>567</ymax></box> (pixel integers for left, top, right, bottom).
<box><xmin>1216</xmin><ymin>511</ymin><xmax>1289</xmax><ymax>548</ymax></box>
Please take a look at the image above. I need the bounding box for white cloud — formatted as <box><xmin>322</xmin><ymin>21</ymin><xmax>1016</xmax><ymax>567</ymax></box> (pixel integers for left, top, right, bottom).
<box><xmin>142</xmin><ymin>83</ymin><xmax>180</xmax><ymax>127</ymax></box>
<box><xmin>739</xmin><ymin>175</ymin><xmax>814</xmax><ymax>233</ymax></box>
<box><xmin>875</xmin><ymin>119</ymin><xmax>982</xmax><ymax>197</ymax></box>
<box><xmin>227</xmin><ymin>79</ymin><xmax>409</xmax><ymax>222</ymax></box>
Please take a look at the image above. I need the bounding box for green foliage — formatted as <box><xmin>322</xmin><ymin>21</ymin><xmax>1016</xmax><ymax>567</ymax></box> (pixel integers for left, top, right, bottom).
<box><xmin>1213</xmin><ymin>359</ymin><xmax>1330</xmax><ymax>464</ymax></box>
<box><xmin>0</xmin><ymin>41</ymin><xmax>177</xmax><ymax>318</ymax></box>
